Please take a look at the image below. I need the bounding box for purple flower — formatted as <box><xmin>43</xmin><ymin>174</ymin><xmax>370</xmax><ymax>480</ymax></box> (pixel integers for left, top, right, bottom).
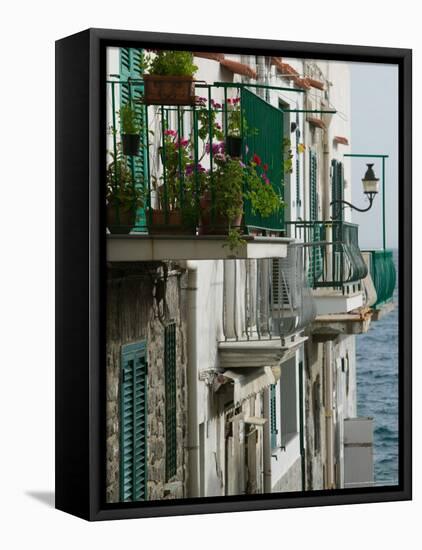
<box><xmin>211</xmin><ymin>99</ymin><xmax>222</xmax><ymax>109</ymax></box>
<box><xmin>206</xmin><ymin>141</ymin><xmax>225</xmax><ymax>155</ymax></box>
<box><xmin>164</xmin><ymin>129</ymin><xmax>177</xmax><ymax>137</ymax></box>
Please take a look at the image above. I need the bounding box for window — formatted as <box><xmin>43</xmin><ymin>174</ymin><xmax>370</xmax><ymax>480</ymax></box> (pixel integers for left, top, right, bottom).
<box><xmin>280</xmin><ymin>357</ymin><xmax>299</xmax><ymax>447</ymax></box>
<box><xmin>309</xmin><ymin>149</ymin><xmax>318</xmax><ymax>221</ymax></box>
<box><xmin>270</xmin><ymin>384</ymin><xmax>278</xmax><ymax>449</ymax></box>
<box><xmin>120</xmin><ymin>341</ymin><xmax>148</xmax><ymax>502</ymax></box>
<box><xmin>165</xmin><ymin>322</ymin><xmax>177</xmax><ymax>480</ymax></box>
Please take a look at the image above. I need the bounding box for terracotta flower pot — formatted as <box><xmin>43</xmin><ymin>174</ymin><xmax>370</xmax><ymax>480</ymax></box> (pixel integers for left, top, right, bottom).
<box><xmin>107</xmin><ymin>204</ymin><xmax>136</xmax><ymax>234</ymax></box>
<box><xmin>147</xmin><ymin>208</ymin><xmax>196</xmax><ymax>235</ymax></box>
<box><xmin>199</xmin><ymin>192</ymin><xmax>243</xmax><ymax>235</ymax></box>
<box><xmin>143</xmin><ymin>75</ymin><xmax>195</xmax><ymax>106</ymax></box>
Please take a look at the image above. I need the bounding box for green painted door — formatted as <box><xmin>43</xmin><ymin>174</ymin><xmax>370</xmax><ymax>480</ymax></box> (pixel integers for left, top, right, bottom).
<box><xmin>120</xmin><ymin>48</ymin><xmax>148</xmax><ymax>232</ymax></box>
<box><xmin>120</xmin><ymin>341</ymin><xmax>148</xmax><ymax>502</ymax></box>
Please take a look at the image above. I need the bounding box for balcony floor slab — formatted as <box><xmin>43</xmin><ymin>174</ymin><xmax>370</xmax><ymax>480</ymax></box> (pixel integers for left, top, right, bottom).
<box><xmin>311</xmin><ymin>307</ymin><xmax>373</xmax><ymax>340</ymax></box>
<box><xmin>312</xmin><ymin>289</ymin><xmax>364</xmax><ymax>315</ymax></box>
<box><xmin>107</xmin><ymin>234</ymin><xmax>291</xmax><ymax>261</ymax></box>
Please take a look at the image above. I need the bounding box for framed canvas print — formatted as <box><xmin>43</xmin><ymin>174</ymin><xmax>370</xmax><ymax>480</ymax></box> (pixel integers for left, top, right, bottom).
<box><xmin>55</xmin><ymin>28</ymin><xmax>412</xmax><ymax>521</ymax></box>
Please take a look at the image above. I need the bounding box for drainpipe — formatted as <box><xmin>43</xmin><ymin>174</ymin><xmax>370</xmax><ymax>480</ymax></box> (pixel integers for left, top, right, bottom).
<box><xmin>324</xmin><ymin>341</ymin><xmax>335</xmax><ymax>489</ymax></box>
<box><xmin>263</xmin><ymin>387</ymin><xmax>272</xmax><ymax>493</ymax></box>
<box><xmin>185</xmin><ymin>260</ymin><xmax>200</xmax><ymax>497</ymax></box>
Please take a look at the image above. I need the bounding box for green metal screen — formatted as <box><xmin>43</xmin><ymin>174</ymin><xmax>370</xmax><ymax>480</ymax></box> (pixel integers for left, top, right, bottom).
<box><xmin>120</xmin><ymin>341</ymin><xmax>148</xmax><ymax>502</ymax></box>
<box><xmin>165</xmin><ymin>323</ymin><xmax>177</xmax><ymax>480</ymax></box>
<box><xmin>270</xmin><ymin>384</ymin><xmax>278</xmax><ymax>449</ymax></box>
<box><xmin>367</xmin><ymin>249</ymin><xmax>396</xmax><ymax>307</ymax></box>
<box><xmin>242</xmin><ymin>88</ymin><xmax>284</xmax><ymax>232</ymax></box>
<box><xmin>331</xmin><ymin>159</ymin><xmax>344</xmax><ymax>222</ymax></box>
<box><xmin>119</xmin><ymin>48</ymin><xmax>148</xmax><ymax>231</ymax></box>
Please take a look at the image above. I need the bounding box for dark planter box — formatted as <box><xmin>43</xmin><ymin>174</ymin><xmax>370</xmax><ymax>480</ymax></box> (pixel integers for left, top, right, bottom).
<box><xmin>143</xmin><ymin>74</ymin><xmax>195</xmax><ymax>106</ymax></box>
<box><xmin>121</xmin><ymin>133</ymin><xmax>140</xmax><ymax>156</ymax></box>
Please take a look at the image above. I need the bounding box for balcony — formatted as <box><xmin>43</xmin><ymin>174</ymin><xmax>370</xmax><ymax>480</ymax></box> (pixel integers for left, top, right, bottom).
<box><xmin>106</xmin><ymin>79</ymin><xmax>290</xmax><ymax>259</ymax></box>
<box><xmin>285</xmin><ymin>221</ymin><xmax>372</xmax><ymax>333</ymax></box>
<box><xmin>363</xmin><ymin>249</ymin><xmax>396</xmax><ymax>319</ymax></box>
<box><xmin>218</xmin><ymin>244</ymin><xmax>315</xmax><ymax>369</ymax></box>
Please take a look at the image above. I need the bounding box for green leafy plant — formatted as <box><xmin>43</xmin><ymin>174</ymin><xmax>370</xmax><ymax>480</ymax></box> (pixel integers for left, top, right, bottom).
<box><xmin>244</xmin><ymin>154</ymin><xmax>285</xmax><ymax>217</ymax></box>
<box><xmin>143</xmin><ymin>50</ymin><xmax>198</xmax><ymax>77</ymax></box>
<box><xmin>118</xmin><ymin>103</ymin><xmax>141</xmax><ymax>135</ymax></box>
<box><xmin>106</xmin><ymin>150</ymin><xmax>144</xmax><ymax>211</ymax></box>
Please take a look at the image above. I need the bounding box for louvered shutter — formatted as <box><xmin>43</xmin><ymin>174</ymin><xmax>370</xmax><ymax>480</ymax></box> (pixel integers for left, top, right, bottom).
<box><xmin>120</xmin><ymin>341</ymin><xmax>147</xmax><ymax>502</ymax></box>
<box><xmin>270</xmin><ymin>384</ymin><xmax>278</xmax><ymax>449</ymax></box>
<box><xmin>120</xmin><ymin>48</ymin><xmax>148</xmax><ymax>232</ymax></box>
<box><xmin>309</xmin><ymin>150</ymin><xmax>318</xmax><ymax>221</ymax></box>
<box><xmin>331</xmin><ymin>159</ymin><xmax>344</xmax><ymax>222</ymax></box>
<box><xmin>164</xmin><ymin>323</ymin><xmax>177</xmax><ymax>480</ymax></box>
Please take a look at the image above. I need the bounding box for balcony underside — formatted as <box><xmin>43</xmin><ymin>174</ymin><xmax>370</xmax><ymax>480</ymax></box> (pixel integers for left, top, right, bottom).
<box><xmin>372</xmin><ymin>301</ymin><xmax>395</xmax><ymax>321</ymax></box>
<box><xmin>311</xmin><ymin>307</ymin><xmax>373</xmax><ymax>341</ymax></box>
<box><xmin>107</xmin><ymin>234</ymin><xmax>291</xmax><ymax>261</ymax></box>
<box><xmin>312</xmin><ymin>289</ymin><xmax>364</xmax><ymax>315</ymax></box>
<box><xmin>218</xmin><ymin>334</ymin><xmax>307</xmax><ymax>369</ymax></box>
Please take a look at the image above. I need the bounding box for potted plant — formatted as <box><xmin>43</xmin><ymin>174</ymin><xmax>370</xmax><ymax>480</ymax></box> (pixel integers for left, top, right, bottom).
<box><xmin>148</xmin><ymin>129</ymin><xmax>200</xmax><ymax>235</ymax></box>
<box><xmin>225</xmin><ymin>96</ymin><xmax>242</xmax><ymax>157</ymax></box>
<box><xmin>106</xmin><ymin>150</ymin><xmax>144</xmax><ymax>234</ymax></box>
<box><xmin>199</xmin><ymin>156</ymin><xmax>244</xmax><ymax>239</ymax></box>
<box><xmin>244</xmin><ymin>154</ymin><xmax>285</xmax><ymax>218</ymax></box>
<box><xmin>118</xmin><ymin>103</ymin><xmax>142</xmax><ymax>156</ymax></box>
<box><xmin>142</xmin><ymin>50</ymin><xmax>198</xmax><ymax>106</ymax></box>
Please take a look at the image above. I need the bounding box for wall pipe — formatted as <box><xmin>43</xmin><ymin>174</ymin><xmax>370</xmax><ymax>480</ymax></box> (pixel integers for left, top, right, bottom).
<box><xmin>185</xmin><ymin>260</ymin><xmax>200</xmax><ymax>497</ymax></box>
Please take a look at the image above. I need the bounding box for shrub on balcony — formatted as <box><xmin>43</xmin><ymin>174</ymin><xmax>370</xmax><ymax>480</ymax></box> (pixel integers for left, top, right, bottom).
<box><xmin>106</xmin><ymin>150</ymin><xmax>144</xmax><ymax>234</ymax></box>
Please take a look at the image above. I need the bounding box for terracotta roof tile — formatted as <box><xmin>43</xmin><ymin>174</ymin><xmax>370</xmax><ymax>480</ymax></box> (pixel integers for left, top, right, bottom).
<box><xmin>194</xmin><ymin>52</ymin><xmax>225</xmax><ymax>62</ymax></box>
<box><xmin>271</xmin><ymin>58</ymin><xmax>299</xmax><ymax>80</ymax></box>
<box><xmin>305</xmin><ymin>77</ymin><xmax>325</xmax><ymax>91</ymax></box>
<box><xmin>220</xmin><ymin>58</ymin><xmax>257</xmax><ymax>79</ymax></box>
<box><xmin>333</xmin><ymin>136</ymin><xmax>349</xmax><ymax>145</ymax></box>
<box><xmin>307</xmin><ymin>117</ymin><xmax>326</xmax><ymax>130</ymax></box>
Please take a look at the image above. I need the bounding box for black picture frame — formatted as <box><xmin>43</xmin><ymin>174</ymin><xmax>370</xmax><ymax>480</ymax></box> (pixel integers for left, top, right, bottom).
<box><xmin>55</xmin><ymin>28</ymin><xmax>412</xmax><ymax>521</ymax></box>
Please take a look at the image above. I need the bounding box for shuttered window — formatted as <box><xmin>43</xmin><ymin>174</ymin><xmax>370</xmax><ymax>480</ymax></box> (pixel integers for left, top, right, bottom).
<box><xmin>270</xmin><ymin>384</ymin><xmax>278</xmax><ymax>449</ymax></box>
<box><xmin>309</xmin><ymin>150</ymin><xmax>318</xmax><ymax>221</ymax></box>
<box><xmin>331</xmin><ymin>159</ymin><xmax>344</xmax><ymax>222</ymax></box>
<box><xmin>165</xmin><ymin>323</ymin><xmax>177</xmax><ymax>480</ymax></box>
<box><xmin>120</xmin><ymin>341</ymin><xmax>148</xmax><ymax>502</ymax></box>
<box><xmin>119</xmin><ymin>47</ymin><xmax>148</xmax><ymax>232</ymax></box>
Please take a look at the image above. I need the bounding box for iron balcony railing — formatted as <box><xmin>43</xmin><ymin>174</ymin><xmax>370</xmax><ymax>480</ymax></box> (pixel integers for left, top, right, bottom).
<box><xmin>285</xmin><ymin>221</ymin><xmax>368</xmax><ymax>292</ymax></box>
<box><xmin>106</xmin><ymin>79</ymin><xmax>287</xmax><ymax>235</ymax></box>
<box><xmin>222</xmin><ymin>244</ymin><xmax>316</xmax><ymax>342</ymax></box>
<box><xmin>363</xmin><ymin>249</ymin><xmax>396</xmax><ymax>308</ymax></box>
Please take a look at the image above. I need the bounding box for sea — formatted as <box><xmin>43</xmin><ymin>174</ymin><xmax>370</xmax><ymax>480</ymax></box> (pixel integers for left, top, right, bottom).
<box><xmin>356</xmin><ymin>249</ymin><xmax>399</xmax><ymax>486</ymax></box>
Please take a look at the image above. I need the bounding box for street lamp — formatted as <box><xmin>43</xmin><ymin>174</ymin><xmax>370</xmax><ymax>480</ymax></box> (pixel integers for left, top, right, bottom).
<box><xmin>331</xmin><ymin>163</ymin><xmax>379</xmax><ymax>219</ymax></box>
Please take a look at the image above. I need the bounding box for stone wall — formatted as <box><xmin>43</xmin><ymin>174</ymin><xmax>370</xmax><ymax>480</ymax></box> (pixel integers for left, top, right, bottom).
<box><xmin>106</xmin><ymin>262</ymin><xmax>188</xmax><ymax>503</ymax></box>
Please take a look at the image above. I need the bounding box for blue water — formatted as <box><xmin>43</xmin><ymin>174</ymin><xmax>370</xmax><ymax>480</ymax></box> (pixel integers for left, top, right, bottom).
<box><xmin>356</xmin><ymin>249</ymin><xmax>399</xmax><ymax>486</ymax></box>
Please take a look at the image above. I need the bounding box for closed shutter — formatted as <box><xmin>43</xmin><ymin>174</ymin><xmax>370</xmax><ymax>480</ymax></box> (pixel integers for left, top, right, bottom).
<box><xmin>120</xmin><ymin>341</ymin><xmax>148</xmax><ymax>502</ymax></box>
<box><xmin>120</xmin><ymin>47</ymin><xmax>148</xmax><ymax>232</ymax></box>
<box><xmin>309</xmin><ymin>150</ymin><xmax>318</xmax><ymax>221</ymax></box>
<box><xmin>164</xmin><ymin>323</ymin><xmax>177</xmax><ymax>480</ymax></box>
<box><xmin>331</xmin><ymin>159</ymin><xmax>344</xmax><ymax>222</ymax></box>
<box><xmin>270</xmin><ymin>384</ymin><xmax>278</xmax><ymax>449</ymax></box>
<box><xmin>308</xmin><ymin>150</ymin><xmax>323</xmax><ymax>286</ymax></box>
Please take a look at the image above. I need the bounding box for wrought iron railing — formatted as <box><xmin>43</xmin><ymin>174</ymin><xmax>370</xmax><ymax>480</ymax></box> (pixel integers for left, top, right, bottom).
<box><xmin>363</xmin><ymin>249</ymin><xmax>396</xmax><ymax>308</ymax></box>
<box><xmin>221</xmin><ymin>245</ymin><xmax>316</xmax><ymax>342</ymax></box>
<box><xmin>106</xmin><ymin>79</ymin><xmax>286</xmax><ymax>235</ymax></box>
<box><xmin>285</xmin><ymin>221</ymin><xmax>368</xmax><ymax>291</ymax></box>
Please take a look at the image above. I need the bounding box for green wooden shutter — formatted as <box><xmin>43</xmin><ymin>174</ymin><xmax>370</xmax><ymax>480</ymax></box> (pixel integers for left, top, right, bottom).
<box><xmin>331</xmin><ymin>159</ymin><xmax>344</xmax><ymax>222</ymax></box>
<box><xmin>270</xmin><ymin>384</ymin><xmax>278</xmax><ymax>449</ymax></box>
<box><xmin>164</xmin><ymin>323</ymin><xmax>177</xmax><ymax>480</ymax></box>
<box><xmin>119</xmin><ymin>47</ymin><xmax>148</xmax><ymax>232</ymax></box>
<box><xmin>120</xmin><ymin>341</ymin><xmax>147</xmax><ymax>502</ymax></box>
<box><xmin>295</xmin><ymin>119</ymin><xmax>301</xmax><ymax>217</ymax></box>
<box><xmin>309</xmin><ymin>150</ymin><xmax>318</xmax><ymax>221</ymax></box>
<box><xmin>308</xmin><ymin>150</ymin><xmax>323</xmax><ymax>286</ymax></box>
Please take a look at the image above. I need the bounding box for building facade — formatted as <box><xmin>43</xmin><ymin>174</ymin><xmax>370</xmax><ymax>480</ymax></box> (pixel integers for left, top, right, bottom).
<box><xmin>105</xmin><ymin>47</ymin><xmax>396</xmax><ymax>501</ymax></box>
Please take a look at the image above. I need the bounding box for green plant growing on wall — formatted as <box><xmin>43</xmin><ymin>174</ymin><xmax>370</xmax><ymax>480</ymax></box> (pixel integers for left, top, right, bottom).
<box><xmin>244</xmin><ymin>154</ymin><xmax>285</xmax><ymax>218</ymax></box>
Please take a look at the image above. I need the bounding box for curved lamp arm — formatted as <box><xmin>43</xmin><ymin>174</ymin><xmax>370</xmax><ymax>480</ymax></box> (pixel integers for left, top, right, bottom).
<box><xmin>330</xmin><ymin>192</ymin><xmax>376</xmax><ymax>220</ymax></box>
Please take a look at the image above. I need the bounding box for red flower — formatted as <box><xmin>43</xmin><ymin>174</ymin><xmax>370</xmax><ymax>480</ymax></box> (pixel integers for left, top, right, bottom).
<box><xmin>253</xmin><ymin>153</ymin><xmax>262</xmax><ymax>166</ymax></box>
<box><xmin>263</xmin><ymin>163</ymin><xmax>269</xmax><ymax>172</ymax></box>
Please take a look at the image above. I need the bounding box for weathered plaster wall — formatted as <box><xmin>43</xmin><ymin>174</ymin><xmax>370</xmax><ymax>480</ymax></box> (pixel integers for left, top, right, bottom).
<box><xmin>272</xmin><ymin>457</ymin><xmax>302</xmax><ymax>493</ymax></box>
<box><xmin>106</xmin><ymin>262</ymin><xmax>188</xmax><ymax>503</ymax></box>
